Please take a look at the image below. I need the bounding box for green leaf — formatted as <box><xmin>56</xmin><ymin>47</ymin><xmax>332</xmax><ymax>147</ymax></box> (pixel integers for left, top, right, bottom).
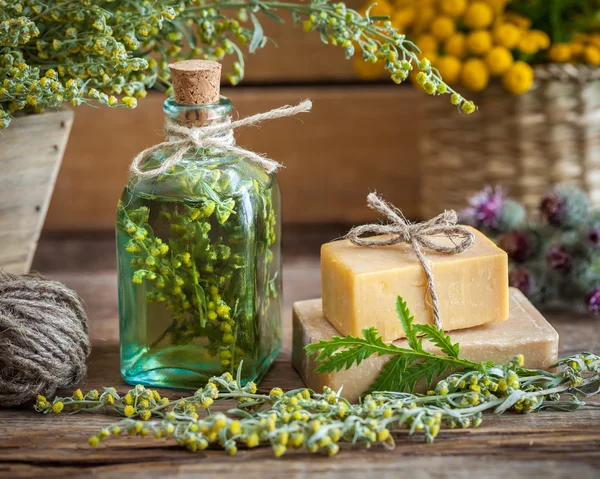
<box><xmin>395</xmin><ymin>358</ymin><xmax>452</xmax><ymax>393</ymax></box>
<box><xmin>306</xmin><ymin>327</ymin><xmax>397</xmax><ymax>374</ymax></box>
<box><xmin>368</xmin><ymin>355</ymin><xmax>409</xmax><ymax>393</ymax></box>
<box><xmin>259</xmin><ymin>6</ymin><xmax>285</xmax><ymax>24</ymax></box>
<box><xmin>318</xmin><ymin>27</ymin><xmax>328</xmax><ymax>44</ymax></box>
<box><xmin>413</xmin><ymin>323</ymin><xmax>460</xmax><ymax>359</ymax></box>
<box><xmin>313</xmin><ymin>345</ymin><xmax>377</xmax><ymax>373</ymax></box>
<box><xmin>396</xmin><ymin>296</ymin><xmax>422</xmax><ymax>353</ymax></box>
<box><xmin>249</xmin><ymin>13</ymin><xmax>264</xmax><ymax>54</ymax></box>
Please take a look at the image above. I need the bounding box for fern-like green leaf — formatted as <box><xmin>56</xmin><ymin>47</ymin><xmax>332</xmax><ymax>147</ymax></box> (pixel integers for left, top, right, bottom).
<box><xmin>305</xmin><ymin>334</ymin><xmax>366</xmax><ymax>362</ymax></box>
<box><xmin>312</xmin><ymin>345</ymin><xmax>376</xmax><ymax>373</ymax></box>
<box><xmin>396</xmin><ymin>296</ymin><xmax>423</xmax><ymax>353</ymax></box>
<box><xmin>368</xmin><ymin>355</ymin><xmax>409</xmax><ymax>393</ymax></box>
<box><xmin>395</xmin><ymin>358</ymin><xmax>453</xmax><ymax>393</ymax></box>
<box><xmin>305</xmin><ymin>327</ymin><xmax>397</xmax><ymax>374</ymax></box>
<box><xmin>413</xmin><ymin>323</ymin><xmax>460</xmax><ymax>359</ymax></box>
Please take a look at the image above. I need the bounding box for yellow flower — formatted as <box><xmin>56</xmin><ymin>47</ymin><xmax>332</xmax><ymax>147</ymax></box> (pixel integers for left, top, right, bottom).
<box><xmin>52</xmin><ymin>401</ymin><xmax>64</xmax><ymax>413</ymax></box>
<box><xmin>352</xmin><ymin>58</ymin><xmax>385</xmax><ymax>81</ymax></box>
<box><xmin>548</xmin><ymin>43</ymin><xmax>571</xmax><ymax>63</ymax></box>
<box><xmin>391</xmin><ymin>7</ymin><xmax>415</xmax><ymax>31</ymax></box>
<box><xmin>460</xmin><ymin>58</ymin><xmax>489</xmax><ymax>92</ymax></box>
<box><xmin>467</xmin><ymin>30</ymin><xmax>493</xmax><ymax>56</ymax></box>
<box><xmin>140</xmin><ymin>410</ymin><xmax>152</xmax><ymax>421</ymax></box>
<box><xmin>444</xmin><ymin>33</ymin><xmax>467</xmax><ymax>59</ymax></box>
<box><xmin>412</xmin><ymin>6</ymin><xmax>436</xmax><ymax>35</ymax></box>
<box><xmin>88</xmin><ymin>436</ymin><xmax>100</xmax><ymax>447</ymax></box>
<box><xmin>246</xmin><ymin>433</ymin><xmax>260</xmax><ymax>448</ymax></box>
<box><xmin>415</xmin><ymin>34</ymin><xmax>438</xmax><ymax>55</ymax></box>
<box><xmin>570</xmin><ymin>42</ymin><xmax>585</xmax><ymax>57</ymax></box>
<box><xmin>504</xmin><ymin>12</ymin><xmax>531</xmax><ymax>30</ymax></box>
<box><xmin>73</xmin><ymin>389</ymin><xmax>84</xmax><ymax>401</ymax></box>
<box><xmin>492</xmin><ymin>24</ymin><xmax>521</xmax><ymax>49</ymax></box>
<box><xmin>502</xmin><ymin>61</ymin><xmax>534</xmax><ymax>95</ymax></box>
<box><xmin>589</xmin><ymin>34</ymin><xmax>600</xmax><ymax>50</ymax></box>
<box><xmin>463</xmin><ymin>2</ymin><xmax>494</xmax><ymax>30</ymax></box>
<box><xmin>584</xmin><ymin>46</ymin><xmax>600</xmax><ymax>65</ymax></box>
<box><xmin>435</xmin><ymin>56</ymin><xmax>461</xmax><ymax>84</ymax></box>
<box><xmin>124</xmin><ymin>405</ymin><xmax>135</xmax><ymax>417</ymax></box>
<box><xmin>430</xmin><ymin>16</ymin><xmax>455</xmax><ymax>41</ymax></box>
<box><xmin>273</xmin><ymin>444</ymin><xmax>286</xmax><ymax>457</ymax></box>
<box><xmin>518</xmin><ymin>32</ymin><xmax>539</xmax><ymax>55</ymax></box>
<box><xmin>485</xmin><ymin>46</ymin><xmax>514</xmax><ymax>76</ymax></box>
<box><xmin>530</xmin><ymin>30</ymin><xmax>550</xmax><ymax>50</ymax></box>
<box><xmin>486</xmin><ymin>0</ymin><xmax>509</xmax><ymax>13</ymax></box>
<box><xmin>123</xmin><ymin>393</ymin><xmax>134</xmax><ymax>405</ymax></box>
<box><xmin>438</xmin><ymin>0</ymin><xmax>467</xmax><ymax>18</ymax></box>
<box><xmin>229</xmin><ymin>420</ymin><xmax>242</xmax><ymax>435</ymax></box>
<box><xmin>122</xmin><ymin>96</ymin><xmax>137</xmax><ymax>108</ymax></box>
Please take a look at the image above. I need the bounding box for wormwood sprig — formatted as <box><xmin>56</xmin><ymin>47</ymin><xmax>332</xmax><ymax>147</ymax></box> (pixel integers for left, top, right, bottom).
<box><xmin>35</xmin><ymin>297</ymin><xmax>600</xmax><ymax>457</ymax></box>
<box><xmin>306</xmin><ymin>297</ymin><xmax>487</xmax><ymax>393</ymax></box>
<box><xmin>1</xmin><ymin>0</ymin><xmax>476</xmax><ymax>128</ymax></box>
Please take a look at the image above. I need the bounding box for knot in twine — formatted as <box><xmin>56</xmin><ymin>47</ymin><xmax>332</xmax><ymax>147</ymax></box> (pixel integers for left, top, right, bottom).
<box><xmin>130</xmin><ymin>99</ymin><xmax>312</xmax><ymax>179</ymax></box>
<box><xmin>347</xmin><ymin>193</ymin><xmax>475</xmax><ymax>329</ymax></box>
<box><xmin>0</xmin><ymin>272</ymin><xmax>90</xmax><ymax>407</ymax></box>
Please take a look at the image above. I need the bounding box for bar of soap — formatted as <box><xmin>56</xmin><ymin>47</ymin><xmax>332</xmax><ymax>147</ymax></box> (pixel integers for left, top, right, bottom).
<box><xmin>293</xmin><ymin>288</ymin><xmax>558</xmax><ymax>403</ymax></box>
<box><xmin>321</xmin><ymin>226</ymin><xmax>509</xmax><ymax>341</ymax></box>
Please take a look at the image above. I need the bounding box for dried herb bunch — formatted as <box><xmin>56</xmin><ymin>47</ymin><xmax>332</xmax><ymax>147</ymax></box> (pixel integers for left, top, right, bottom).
<box><xmin>36</xmin><ymin>296</ymin><xmax>600</xmax><ymax>457</ymax></box>
<box><xmin>462</xmin><ymin>185</ymin><xmax>600</xmax><ymax>314</ymax></box>
<box><xmin>0</xmin><ymin>0</ymin><xmax>476</xmax><ymax>129</ymax></box>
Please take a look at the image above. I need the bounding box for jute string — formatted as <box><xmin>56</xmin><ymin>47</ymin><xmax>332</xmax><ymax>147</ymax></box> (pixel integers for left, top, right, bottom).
<box><xmin>130</xmin><ymin>99</ymin><xmax>312</xmax><ymax>178</ymax></box>
<box><xmin>0</xmin><ymin>272</ymin><xmax>90</xmax><ymax>407</ymax></box>
<box><xmin>347</xmin><ymin>193</ymin><xmax>475</xmax><ymax>329</ymax></box>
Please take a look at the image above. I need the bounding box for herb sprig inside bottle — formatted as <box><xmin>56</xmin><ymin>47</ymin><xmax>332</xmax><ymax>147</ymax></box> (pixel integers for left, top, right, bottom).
<box><xmin>116</xmin><ymin>60</ymin><xmax>286</xmax><ymax>389</ymax></box>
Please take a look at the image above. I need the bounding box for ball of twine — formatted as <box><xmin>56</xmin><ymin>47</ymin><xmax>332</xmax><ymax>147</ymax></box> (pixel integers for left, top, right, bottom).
<box><xmin>0</xmin><ymin>272</ymin><xmax>91</xmax><ymax>407</ymax></box>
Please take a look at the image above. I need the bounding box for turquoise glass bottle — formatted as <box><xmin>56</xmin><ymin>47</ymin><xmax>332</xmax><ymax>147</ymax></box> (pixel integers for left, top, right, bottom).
<box><xmin>116</xmin><ymin>61</ymin><xmax>282</xmax><ymax>388</ymax></box>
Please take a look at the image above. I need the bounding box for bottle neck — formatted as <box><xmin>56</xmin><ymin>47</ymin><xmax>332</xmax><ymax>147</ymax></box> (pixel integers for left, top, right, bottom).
<box><xmin>163</xmin><ymin>96</ymin><xmax>233</xmax><ymax>141</ymax></box>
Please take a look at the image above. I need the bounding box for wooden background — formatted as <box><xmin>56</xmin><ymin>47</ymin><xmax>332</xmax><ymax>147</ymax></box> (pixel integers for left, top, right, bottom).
<box><xmin>42</xmin><ymin>2</ymin><xmax>436</xmax><ymax>232</ymax></box>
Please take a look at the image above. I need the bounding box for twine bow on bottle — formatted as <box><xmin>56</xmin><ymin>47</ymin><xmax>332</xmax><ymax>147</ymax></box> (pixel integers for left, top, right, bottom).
<box><xmin>129</xmin><ymin>99</ymin><xmax>312</xmax><ymax>179</ymax></box>
<box><xmin>347</xmin><ymin>193</ymin><xmax>475</xmax><ymax>329</ymax></box>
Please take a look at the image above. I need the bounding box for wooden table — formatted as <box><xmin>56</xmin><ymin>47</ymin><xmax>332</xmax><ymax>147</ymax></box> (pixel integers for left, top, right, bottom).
<box><xmin>2</xmin><ymin>235</ymin><xmax>600</xmax><ymax>478</ymax></box>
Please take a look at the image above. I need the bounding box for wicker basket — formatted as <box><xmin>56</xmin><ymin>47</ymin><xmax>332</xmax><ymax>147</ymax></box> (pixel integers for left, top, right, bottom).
<box><xmin>420</xmin><ymin>64</ymin><xmax>600</xmax><ymax>218</ymax></box>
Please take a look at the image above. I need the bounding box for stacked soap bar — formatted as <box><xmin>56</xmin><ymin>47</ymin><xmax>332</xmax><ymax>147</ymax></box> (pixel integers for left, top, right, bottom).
<box><xmin>321</xmin><ymin>227</ymin><xmax>509</xmax><ymax>341</ymax></box>
<box><xmin>292</xmin><ymin>226</ymin><xmax>560</xmax><ymax>401</ymax></box>
<box><xmin>293</xmin><ymin>288</ymin><xmax>559</xmax><ymax>402</ymax></box>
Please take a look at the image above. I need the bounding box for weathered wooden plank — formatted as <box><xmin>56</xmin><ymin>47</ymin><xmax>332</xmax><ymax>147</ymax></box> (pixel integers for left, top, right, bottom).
<box><xmin>44</xmin><ymin>86</ymin><xmax>423</xmax><ymax>232</ymax></box>
<box><xmin>0</xmin><ymin>109</ymin><xmax>73</xmax><ymax>274</ymax></box>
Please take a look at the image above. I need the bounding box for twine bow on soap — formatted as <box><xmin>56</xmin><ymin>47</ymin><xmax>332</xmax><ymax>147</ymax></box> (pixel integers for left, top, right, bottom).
<box><xmin>347</xmin><ymin>193</ymin><xmax>475</xmax><ymax>329</ymax></box>
<box><xmin>130</xmin><ymin>99</ymin><xmax>312</xmax><ymax>179</ymax></box>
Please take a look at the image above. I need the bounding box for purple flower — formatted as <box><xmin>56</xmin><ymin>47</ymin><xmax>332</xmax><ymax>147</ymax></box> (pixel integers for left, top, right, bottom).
<box><xmin>509</xmin><ymin>268</ymin><xmax>533</xmax><ymax>296</ymax></box>
<box><xmin>539</xmin><ymin>192</ymin><xmax>565</xmax><ymax>226</ymax></box>
<box><xmin>546</xmin><ymin>245</ymin><xmax>572</xmax><ymax>273</ymax></box>
<box><xmin>588</xmin><ymin>228</ymin><xmax>600</xmax><ymax>246</ymax></box>
<box><xmin>463</xmin><ymin>185</ymin><xmax>506</xmax><ymax>229</ymax></box>
<box><xmin>539</xmin><ymin>185</ymin><xmax>589</xmax><ymax>228</ymax></box>
<box><xmin>587</xmin><ymin>289</ymin><xmax>600</xmax><ymax>314</ymax></box>
<box><xmin>498</xmin><ymin>230</ymin><xmax>535</xmax><ymax>263</ymax></box>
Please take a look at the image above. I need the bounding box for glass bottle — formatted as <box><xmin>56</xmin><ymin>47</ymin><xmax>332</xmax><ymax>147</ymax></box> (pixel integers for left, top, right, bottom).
<box><xmin>116</xmin><ymin>61</ymin><xmax>282</xmax><ymax>389</ymax></box>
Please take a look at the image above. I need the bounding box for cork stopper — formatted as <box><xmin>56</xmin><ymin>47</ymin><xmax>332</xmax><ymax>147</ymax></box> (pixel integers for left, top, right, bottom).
<box><xmin>169</xmin><ymin>60</ymin><xmax>221</xmax><ymax>105</ymax></box>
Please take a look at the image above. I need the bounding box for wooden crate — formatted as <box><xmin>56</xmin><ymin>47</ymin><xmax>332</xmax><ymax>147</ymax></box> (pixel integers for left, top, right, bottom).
<box><xmin>0</xmin><ymin>109</ymin><xmax>73</xmax><ymax>273</ymax></box>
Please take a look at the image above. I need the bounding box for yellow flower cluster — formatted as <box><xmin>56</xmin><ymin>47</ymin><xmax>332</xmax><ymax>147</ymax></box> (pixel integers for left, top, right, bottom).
<box><xmin>355</xmin><ymin>0</ymin><xmax>600</xmax><ymax>96</ymax></box>
<box><xmin>548</xmin><ymin>33</ymin><xmax>600</xmax><ymax>66</ymax></box>
<box><xmin>370</xmin><ymin>0</ymin><xmax>541</xmax><ymax>94</ymax></box>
